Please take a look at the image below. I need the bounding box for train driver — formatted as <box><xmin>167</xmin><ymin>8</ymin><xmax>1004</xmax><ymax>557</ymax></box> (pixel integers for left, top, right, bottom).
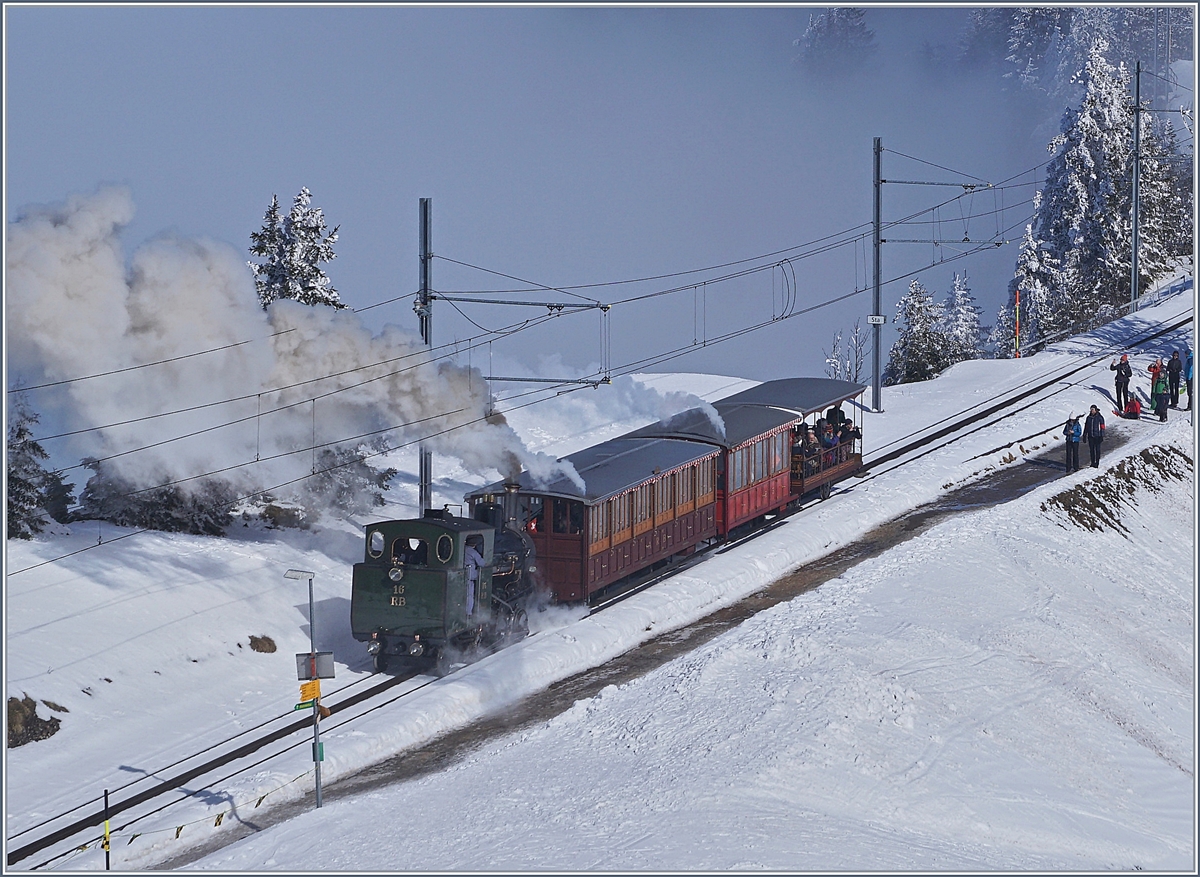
<box><xmin>464</xmin><ymin>536</ymin><xmax>485</xmax><ymax>618</ymax></box>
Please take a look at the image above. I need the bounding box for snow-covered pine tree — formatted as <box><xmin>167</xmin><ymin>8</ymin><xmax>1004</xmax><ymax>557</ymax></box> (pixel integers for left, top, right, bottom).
<box><xmin>248</xmin><ymin>195</ymin><xmax>286</xmax><ymax>308</ymax></box>
<box><xmin>999</xmin><ymin>210</ymin><xmax>1060</xmax><ymax>356</ymax></box>
<box><xmin>883</xmin><ymin>279</ymin><xmax>950</xmax><ymax>386</ymax></box>
<box><xmin>989</xmin><ymin>299</ymin><xmax>1018</xmax><ymax>361</ymax></box>
<box><xmin>958</xmin><ymin>8</ymin><xmax>1017</xmax><ymax>73</ymax></box>
<box><xmin>6</xmin><ymin>394</ymin><xmax>73</xmax><ymax>539</ymax></box>
<box><xmin>7</xmin><ymin>396</ymin><xmax>50</xmax><ymax>539</ymax></box>
<box><xmin>1005</xmin><ymin>6</ymin><xmax>1072</xmax><ymax>92</ymax></box>
<box><xmin>941</xmin><ymin>272</ymin><xmax>984</xmax><ymax>365</ymax></box>
<box><xmin>75</xmin><ymin>459</ymin><xmax>237</xmax><ymax>537</ymax></box>
<box><xmin>1134</xmin><ymin>112</ymin><xmax>1193</xmax><ymax>287</ymax></box>
<box><xmin>794</xmin><ymin>8</ymin><xmax>877</xmax><ymax>79</ymax></box>
<box><xmin>1003</xmin><ymin>7</ymin><xmax>1194</xmax><ymax>112</ymax></box>
<box><xmin>1034</xmin><ymin>39</ymin><xmax>1136</xmax><ymax>333</ymax></box>
<box><xmin>249</xmin><ymin>187</ymin><xmax>343</xmax><ymax>309</ymax></box>
<box><xmin>302</xmin><ymin>444</ymin><xmax>398</xmax><ymax>517</ymax></box>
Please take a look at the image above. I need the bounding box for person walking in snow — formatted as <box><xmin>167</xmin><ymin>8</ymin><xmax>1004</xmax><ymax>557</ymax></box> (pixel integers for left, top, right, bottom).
<box><xmin>1109</xmin><ymin>354</ymin><xmax>1133</xmax><ymax>411</ymax></box>
<box><xmin>1062</xmin><ymin>414</ymin><xmax>1082</xmax><ymax>473</ymax></box>
<box><xmin>1154</xmin><ymin>387</ymin><xmax>1169</xmax><ymax>422</ymax></box>
<box><xmin>1185</xmin><ymin>349</ymin><xmax>1193</xmax><ymax>411</ymax></box>
<box><xmin>1083</xmin><ymin>405</ymin><xmax>1106</xmax><ymax>468</ymax></box>
<box><xmin>1166</xmin><ymin>350</ymin><xmax>1183</xmax><ymax>408</ymax></box>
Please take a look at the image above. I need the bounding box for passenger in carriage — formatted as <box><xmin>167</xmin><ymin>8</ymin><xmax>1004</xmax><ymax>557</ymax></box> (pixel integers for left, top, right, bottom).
<box><xmin>800</xmin><ymin>427</ymin><xmax>822</xmax><ymax>476</ymax></box>
<box><xmin>836</xmin><ymin>420</ymin><xmax>862</xmax><ymax>462</ymax></box>
<box><xmin>819</xmin><ymin>421</ymin><xmax>839</xmax><ymax>467</ymax></box>
<box><xmin>826</xmin><ymin>404</ymin><xmax>846</xmax><ymax>428</ymax></box>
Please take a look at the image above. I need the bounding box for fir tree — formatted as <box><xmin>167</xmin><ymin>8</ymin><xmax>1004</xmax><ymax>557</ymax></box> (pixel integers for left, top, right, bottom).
<box><xmin>1025</xmin><ymin>38</ymin><xmax>1184</xmax><ymax>335</ymax></box>
<box><xmin>1034</xmin><ymin>40</ymin><xmax>1137</xmax><ymax>332</ymax></box>
<box><xmin>1002</xmin><ymin>212</ymin><xmax>1060</xmax><ymax>354</ymax></box>
<box><xmin>75</xmin><ymin>460</ymin><xmax>237</xmax><ymax>537</ymax></box>
<box><xmin>249</xmin><ymin>187</ymin><xmax>343</xmax><ymax>310</ymax></box>
<box><xmin>941</xmin><ymin>272</ymin><xmax>984</xmax><ymax>365</ymax></box>
<box><xmin>794</xmin><ymin>8</ymin><xmax>877</xmax><ymax>79</ymax></box>
<box><xmin>958</xmin><ymin>8</ymin><xmax>1017</xmax><ymax>73</ymax></box>
<box><xmin>302</xmin><ymin>444</ymin><xmax>398</xmax><ymax>517</ymax></box>
<box><xmin>884</xmin><ymin>279</ymin><xmax>950</xmax><ymax>386</ymax></box>
<box><xmin>6</xmin><ymin>395</ymin><xmax>52</xmax><ymax>539</ymax></box>
<box><xmin>989</xmin><ymin>299</ymin><xmax>1017</xmax><ymax>361</ymax></box>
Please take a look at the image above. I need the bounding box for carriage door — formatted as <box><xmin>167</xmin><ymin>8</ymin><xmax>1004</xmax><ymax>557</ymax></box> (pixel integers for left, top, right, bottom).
<box><xmin>545</xmin><ymin>497</ymin><xmax>585</xmax><ymax>601</ymax></box>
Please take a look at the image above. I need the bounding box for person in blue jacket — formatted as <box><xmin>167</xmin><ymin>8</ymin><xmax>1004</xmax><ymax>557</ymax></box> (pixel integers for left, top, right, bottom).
<box><xmin>1185</xmin><ymin>349</ymin><xmax>1193</xmax><ymax>412</ymax></box>
<box><xmin>1062</xmin><ymin>414</ymin><xmax>1082</xmax><ymax>473</ymax></box>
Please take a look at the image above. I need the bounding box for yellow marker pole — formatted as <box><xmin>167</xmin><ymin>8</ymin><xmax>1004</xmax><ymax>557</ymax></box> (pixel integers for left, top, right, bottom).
<box><xmin>103</xmin><ymin>789</ymin><xmax>110</xmax><ymax>871</ymax></box>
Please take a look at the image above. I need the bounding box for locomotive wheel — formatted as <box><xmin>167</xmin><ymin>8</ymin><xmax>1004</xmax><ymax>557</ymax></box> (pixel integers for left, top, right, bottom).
<box><xmin>373</xmin><ymin>652</ymin><xmax>389</xmax><ymax>673</ymax></box>
<box><xmin>819</xmin><ymin>482</ymin><xmax>832</xmax><ymax>501</ymax></box>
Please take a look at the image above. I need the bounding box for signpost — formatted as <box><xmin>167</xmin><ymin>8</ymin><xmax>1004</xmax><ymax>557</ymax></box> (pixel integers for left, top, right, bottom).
<box><xmin>284</xmin><ymin>569</ymin><xmax>332</xmax><ymax>809</ymax></box>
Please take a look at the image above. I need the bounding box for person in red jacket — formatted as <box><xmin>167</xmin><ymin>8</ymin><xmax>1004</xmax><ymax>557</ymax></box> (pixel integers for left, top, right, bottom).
<box><xmin>1148</xmin><ymin>357</ymin><xmax>1165</xmax><ymax>410</ymax></box>
<box><xmin>1121</xmin><ymin>396</ymin><xmax>1142</xmax><ymax>419</ymax></box>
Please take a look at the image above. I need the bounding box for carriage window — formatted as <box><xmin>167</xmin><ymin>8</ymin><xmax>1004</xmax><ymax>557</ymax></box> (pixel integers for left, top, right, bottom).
<box><xmin>553</xmin><ymin>499</ymin><xmax>584</xmax><ymax>535</ymax></box>
<box><xmin>393</xmin><ymin>537</ymin><xmax>428</xmax><ymax>566</ymax></box>
<box><xmin>633</xmin><ymin>483</ymin><xmax>651</xmax><ymax>523</ymax></box>
<box><xmin>701</xmin><ymin>457</ymin><xmax>716</xmax><ymax>496</ymax></box>
<box><xmin>521</xmin><ymin>495</ymin><xmax>545</xmax><ymax>534</ymax></box>
<box><xmin>611</xmin><ymin>493</ymin><xmax>630</xmax><ymax>533</ymax></box>
<box><xmin>679</xmin><ymin>467</ymin><xmax>694</xmax><ymax>504</ymax></box>
<box><xmin>589</xmin><ymin>505</ymin><xmax>607</xmax><ymax>544</ymax></box>
<box><xmin>368</xmin><ymin>530</ymin><xmax>385</xmax><ymax>558</ymax></box>
<box><xmin>656</xmin><ymin>473</ymin><xmax>674</xmax><ymax>516</ymax></box>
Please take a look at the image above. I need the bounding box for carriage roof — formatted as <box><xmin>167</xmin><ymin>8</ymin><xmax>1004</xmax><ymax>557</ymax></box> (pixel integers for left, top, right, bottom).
<box><xmin>466</xmin><ymin>436</ymin><xmax>718</xmax><ymax>505</ymax></box>
<box><xmin>621</xmin><ymin>402</ymin><xmax>799</xmax><ymax>448</ymax></box>
<box><xmin>717</xmin><ymin>377</ymin><xmax>866</xmax><ymax>414</ymax></box>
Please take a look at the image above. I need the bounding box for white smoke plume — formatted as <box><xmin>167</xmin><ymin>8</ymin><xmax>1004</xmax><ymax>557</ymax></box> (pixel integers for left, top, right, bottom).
<box><xmin>6</xmin><ymin>188</ymin><xmax>581</xmax><ymax>510</ymax></box>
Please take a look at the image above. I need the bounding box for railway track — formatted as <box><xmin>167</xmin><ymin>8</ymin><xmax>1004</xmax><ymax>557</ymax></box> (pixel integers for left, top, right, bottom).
<box><xmin>8</xmin><ymin>309</ymin><xmax>1192</xmax><ymax>869</ymax></box>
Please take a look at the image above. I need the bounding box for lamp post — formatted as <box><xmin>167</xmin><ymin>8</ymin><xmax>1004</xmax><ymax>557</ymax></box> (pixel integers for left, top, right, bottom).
<box><xmin>284</xmin><ymin>568</ymin><xmax>322</xmax><ymax>808</ymax></box>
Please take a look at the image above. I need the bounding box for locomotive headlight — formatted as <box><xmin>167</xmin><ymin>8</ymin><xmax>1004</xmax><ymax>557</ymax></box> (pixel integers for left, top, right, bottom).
<box><xmin>366</xmin><ymin>640</ymin><xmax>383</xmax><ymax>655</ymax></box>
<box><xmin>388</xmin><ymin>566</ymin><xmax>404</xmax><ymax>582</ymax></box>
<box><xmin>408</xmin><ymin>642</ymin><xmax>425</xmax><ymax>657</ymax></box>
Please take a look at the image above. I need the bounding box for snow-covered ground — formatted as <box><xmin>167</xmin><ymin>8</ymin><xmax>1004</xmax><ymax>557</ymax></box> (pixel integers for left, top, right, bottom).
<box><xmin>4</xmin><ymin>286</ymin><xmax>1195</xmax><ymax>872</ymax></box>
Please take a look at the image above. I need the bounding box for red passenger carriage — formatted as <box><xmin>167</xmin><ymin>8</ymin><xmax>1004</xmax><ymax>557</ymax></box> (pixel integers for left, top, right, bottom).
<box><xmin>466</xmin><ymin>378</ymin><xmax>865</xmax><ymax>604</ymax></box>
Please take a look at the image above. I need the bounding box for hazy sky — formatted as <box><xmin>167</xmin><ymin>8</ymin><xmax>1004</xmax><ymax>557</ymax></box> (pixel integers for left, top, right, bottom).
<box><xmin>6</xmin><ymin>4</ymin><xmax>1051</xmax><ymax>388</ymax></box>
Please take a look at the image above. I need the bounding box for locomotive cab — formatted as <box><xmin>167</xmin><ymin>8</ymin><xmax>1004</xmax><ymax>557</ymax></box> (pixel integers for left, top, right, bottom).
<box><xmin>351</xmin><ymin>511</ymin><xmax>527</xmax><ymax>675</ymax></box>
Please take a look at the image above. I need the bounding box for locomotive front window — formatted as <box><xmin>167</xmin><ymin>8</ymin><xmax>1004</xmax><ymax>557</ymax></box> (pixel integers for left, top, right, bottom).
<box><xmin>393</xmin><ymin>537</ymin><xmax>429</xmax><ymax>566</ymax></box>
<box><xmin>368</xmin><ymin>530</ymin><xmax>385</xmax><ymax>558</ymax></box>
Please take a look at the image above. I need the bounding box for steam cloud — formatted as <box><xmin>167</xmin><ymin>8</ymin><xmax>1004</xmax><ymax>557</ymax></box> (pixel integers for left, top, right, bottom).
<box><xmin>6</xmin><ymin>187</ymin><xmax>583</xmax><ymax>507</ymax></box>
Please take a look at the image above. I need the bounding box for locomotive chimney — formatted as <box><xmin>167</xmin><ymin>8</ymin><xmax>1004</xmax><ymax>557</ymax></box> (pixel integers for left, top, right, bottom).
<box><xmin>502</xmin><ymin>482</ymin><xmax>519</xmax><ymax>527</ymax></box>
